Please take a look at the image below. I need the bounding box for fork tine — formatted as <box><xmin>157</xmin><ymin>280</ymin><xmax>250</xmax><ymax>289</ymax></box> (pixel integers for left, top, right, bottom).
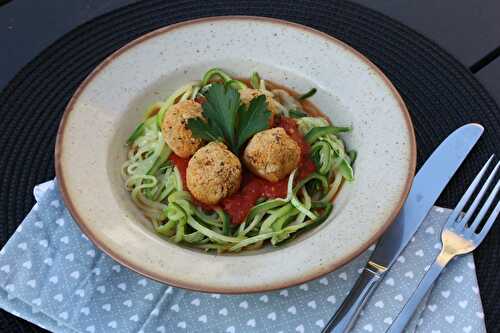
<box><xmin>475</xmin><ymin>199</ymin><xmax>500</xmax><ymax>244</ymax></box>
<box><xmin>467</xmin><ymin>177</ymin><xmax>500</xmax><ymax>234</ymax></box>
<box><xmin>445</xmin><ymin>155</ymin><xmax>495</xmax><ymax>227</ymax></box>
<box><xmin>460</xmin><ymin>160</ymin><xmax>500</xmax><ymax>229</ymax></box>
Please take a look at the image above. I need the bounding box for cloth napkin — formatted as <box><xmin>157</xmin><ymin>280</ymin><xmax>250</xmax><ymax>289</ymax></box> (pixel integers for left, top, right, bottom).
<box><xmin>0</xmin><ymin>181</ymin><xmax>486</xmax><ymax>333</ymax></box>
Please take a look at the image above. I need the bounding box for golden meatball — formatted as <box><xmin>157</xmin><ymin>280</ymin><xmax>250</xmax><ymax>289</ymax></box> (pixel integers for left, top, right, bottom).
<box><xmin>187</xmin><ymin>142</ymin><xmax>242</xmax><ymax>205</ymax></box>
<box><xmin>162</xmin><ymin>100</ymin><xmax>204</xmax><ymax>158</ymax></box>
<box><xmin>243</xmin><ymin>128</ymin><xmax>301</xmax><ymax>182</ymax></box>
<box><xmin>239</xmin><ymin>88</ymin><xmax>280</xmax><ymax>115</ymax></box>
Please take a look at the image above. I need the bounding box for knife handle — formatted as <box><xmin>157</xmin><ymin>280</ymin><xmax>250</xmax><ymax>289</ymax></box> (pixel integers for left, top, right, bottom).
<box><xmin>322</xmin><ymin>267</ymin><xmax>384</xmax><ymax>333</ymax></box>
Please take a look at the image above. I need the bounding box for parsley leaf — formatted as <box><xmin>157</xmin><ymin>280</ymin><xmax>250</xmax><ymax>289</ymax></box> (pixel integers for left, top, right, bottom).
<box><xmin>236</xmin><ymin>95</ymin><xmax>270</xmax><ymax>149</ymax></box>
<box><xmin>202</xmin><ymin>83</ymin><xmax>239</xmax><ymax>148</ymax></box>
<box><xmin>187</xmin><ymin>83</ymin><xmax>271</xmax><ymax>154</ymax></box>
<box><xmin>187</xmin><ymin>117</ymin><xmax>224</xmax><ymax>142</ymax></box>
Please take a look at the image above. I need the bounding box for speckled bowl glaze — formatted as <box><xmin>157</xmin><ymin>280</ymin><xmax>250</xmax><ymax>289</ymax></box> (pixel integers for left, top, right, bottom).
<box><xmin>56</xmin><ymin>17</ymin><xmax>416</xmax><ymax>293</ymax></box>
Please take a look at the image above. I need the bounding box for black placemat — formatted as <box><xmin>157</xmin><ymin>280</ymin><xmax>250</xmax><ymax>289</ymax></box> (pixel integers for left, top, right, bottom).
<box><xmin>1</xmin><ymin>0</ymin><xmax>499</xmax><ymax>332</ymax></box>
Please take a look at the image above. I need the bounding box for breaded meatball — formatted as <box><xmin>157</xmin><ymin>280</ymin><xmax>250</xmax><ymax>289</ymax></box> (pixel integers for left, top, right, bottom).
<box><xmin>243</xmin><ymin>127</ymin><xmax>301</xmax><ymax>182</ymax></box>
<box><xmin>187</xmin><ymin>142</ymin><xmax>242</xmax><ymax>205</ymax></box>
<box><xmin>162</xmin><ymin>100</ymin><xmax>204</xmax><ymax>158</ymax></box>
<box><xmin>239</xmin><ymin>88</ymin><xmax>280</xmax><ymax>116</ymax></box>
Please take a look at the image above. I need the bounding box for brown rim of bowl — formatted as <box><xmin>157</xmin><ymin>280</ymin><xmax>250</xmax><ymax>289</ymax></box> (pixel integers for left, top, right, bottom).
<box><xmin>55</xmin><ymin>16</ymin><xmax>417</xmax><ymax>294</ymax></box>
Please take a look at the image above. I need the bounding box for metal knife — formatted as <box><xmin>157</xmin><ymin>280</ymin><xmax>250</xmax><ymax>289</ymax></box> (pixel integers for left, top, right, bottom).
<box><xmin>322</xmin><ymin>123</ymin><xmax>484</xmax><ymax>333</ymax></box>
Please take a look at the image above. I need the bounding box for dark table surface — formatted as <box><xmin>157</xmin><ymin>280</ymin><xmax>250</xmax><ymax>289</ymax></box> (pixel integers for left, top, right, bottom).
<box><xmin>1</xmin><ymin>0</ymin><xmax>500</xmax><ymax>332</ymax></box>
<box><xmin>1</xmin><ymin>0</ymin><xmax>500</xmax><ymax>102</ymax></box>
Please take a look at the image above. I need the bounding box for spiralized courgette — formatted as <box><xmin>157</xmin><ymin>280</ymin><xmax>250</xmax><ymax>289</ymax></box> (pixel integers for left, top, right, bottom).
<box><xmin>121</xmin><ymin>68</ymin><xmax>355</xmax><ymax>252</ymax></box>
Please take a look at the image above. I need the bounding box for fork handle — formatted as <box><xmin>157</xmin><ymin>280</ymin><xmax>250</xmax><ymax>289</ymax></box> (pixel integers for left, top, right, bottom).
<box><xmin>387</xmin><ymin>257</ymin><xmax>450</xmax><ymax>333</ymax></box>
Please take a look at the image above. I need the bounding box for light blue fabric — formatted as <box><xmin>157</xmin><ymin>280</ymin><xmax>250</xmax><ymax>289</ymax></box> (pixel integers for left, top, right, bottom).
<box><xmin>0</xmin><ymin>180</ymin><xmax>486</xmax><ymax>333</ymax></box>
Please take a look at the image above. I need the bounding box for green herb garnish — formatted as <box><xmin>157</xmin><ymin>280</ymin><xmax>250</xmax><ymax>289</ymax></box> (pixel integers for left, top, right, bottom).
<box><xmin>250</xmin><ymin>71</ymin><xmax>261</xmax><ymax>89</ymax></box>
<box><xmin>298</xmin><ymin>88</ymin><xmax>317</xmax><ymax>100</ymax></box>
<box><xmin>188</xmin><ymin>83</ymin><xmax>271</xmax><ymax>154</ymax></box>
<box><xmin>289</xmin><ymin>109</ymin><xmax>308</xmax><ymax>118</ymax></box>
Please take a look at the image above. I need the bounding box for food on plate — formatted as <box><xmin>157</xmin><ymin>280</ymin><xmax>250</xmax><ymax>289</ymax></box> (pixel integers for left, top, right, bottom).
<box><xmin>186</xmin><ymin>142</ymin><xmax>242</xmax><ymax>205</ymax></box>
<box><xmin>121</xmin><ymin>68</ymin><xmax>355</xmax><ymax>252</ymax></box>
<box><xmin>161</xmin><ymin>100</ymin><xmax>205</xmax><ymax>158</ymax></box>
<box><xmin>243</xmin><ymin>127</ymin><xmax>301</xmax><ymax>182</ymax></box>
<box><xmin>239</xmin><ymin>87</ymin><xmax>280</xmax><ymax>116</ymax></box>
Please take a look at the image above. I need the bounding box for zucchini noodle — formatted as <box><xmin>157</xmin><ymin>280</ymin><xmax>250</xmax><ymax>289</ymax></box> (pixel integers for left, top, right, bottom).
<box><xmin>121</xmin><ymin>68</ymin><xmax>355</xmax><ymax>252</ymax></box>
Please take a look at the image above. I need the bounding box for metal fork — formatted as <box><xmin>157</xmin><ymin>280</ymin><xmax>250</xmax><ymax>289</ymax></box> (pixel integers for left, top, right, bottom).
<box><xmin>387</xmin><ymin>155</ymin><xmax>500</xmax><ymax>333</ymax></box>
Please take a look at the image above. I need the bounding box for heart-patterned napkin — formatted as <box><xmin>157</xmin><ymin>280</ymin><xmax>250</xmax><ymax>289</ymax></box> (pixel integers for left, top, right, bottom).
<box><xmin>0</xmin><ymin>180</ymin><xmax>486</xmax><ymax>333</ymax></box>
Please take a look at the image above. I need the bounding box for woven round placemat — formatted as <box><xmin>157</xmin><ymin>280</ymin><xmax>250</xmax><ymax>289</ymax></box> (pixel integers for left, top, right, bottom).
<box><xmin>1</xmin><ymin>0</ymin><xmax>499</xmax><ymax>332</ymax></box>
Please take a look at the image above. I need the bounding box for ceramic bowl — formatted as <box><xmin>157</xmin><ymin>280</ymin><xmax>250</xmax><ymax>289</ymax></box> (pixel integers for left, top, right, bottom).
<box><xmin>56</xmin><ymin>16</ymin><xmax>416</xmax><ymax>293</ymax></box>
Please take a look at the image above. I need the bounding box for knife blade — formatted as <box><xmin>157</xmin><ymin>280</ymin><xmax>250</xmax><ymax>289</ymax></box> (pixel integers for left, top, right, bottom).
<box><xmin>322</xmin><ymin>123</ymin><xmax>484</xmax><ymax>333</ymax></box>
<box><xmin>371</xmin><ymin>123</ymin><xmax>484</xmax><ymax>268</ymax></box>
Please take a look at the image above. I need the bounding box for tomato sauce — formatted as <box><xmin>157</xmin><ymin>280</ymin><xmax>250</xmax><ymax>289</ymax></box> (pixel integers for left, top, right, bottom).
<box><xmin>279</xmin><ymin>116</ymin><xmax>309</xmax><ymax>160</ymax></box>
<box><xmin>194</xmin><ymin>96</ymin><xmax>207</xmax><ymax>104</ymax></box>
<box><xmin>168</xmin><ymin>117</ymin><xmax>316</xmax><ymax>225</ymax></box>
<box><xmin>279</xmin><ymin>116</ymin><xmax>317</xmax><ymax>179</ymax></box>
<box><xmin>168</xmin><ymin>154</ymin><xmax>189</xmax><ymax>185</ymax></box>
<box><xmin>221</xmin><ymin>171</ymin><xmax>289</xmax><ymax>224</ymax></box>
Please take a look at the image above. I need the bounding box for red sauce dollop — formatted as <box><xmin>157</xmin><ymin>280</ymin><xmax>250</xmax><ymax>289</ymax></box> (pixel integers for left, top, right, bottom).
<box><xmin>279</xmin><ymin>116</ymin><xmax>310</xmax><ymax>160</ymax></box>
<box><xmin>168</xmin><ymin>117</ymin><xmax>316</xmax><ymax>225</ymax></box>
<box><xmin>168</xmin><ymin>154</ymin><xmax>215</xmax><ymax>211</ymax></box>
<box><xmin>194</xmin><ymin>96</ymin><xmax>207</xmax><ymax>104</ymax></box>
<box><xmin>221</xmin><ymin>171</ymin><xmax>289</xmax><ymax>224</ymax></box>
<box><xmin>168</xmin><ymin>154</ymin><xmax>189</xmax><ymax>185</ymax></box>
